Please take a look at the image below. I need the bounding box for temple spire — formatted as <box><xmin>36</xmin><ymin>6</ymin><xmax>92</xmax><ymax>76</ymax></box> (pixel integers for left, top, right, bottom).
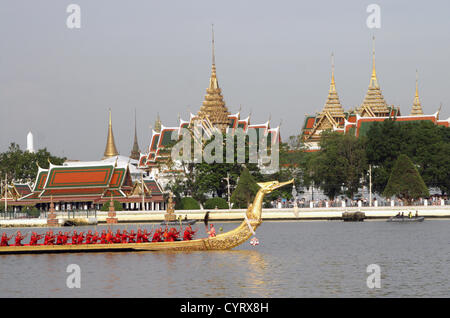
<box><xmin>154</xmin><ymin>112</ymin><xmax>161</xmax><ymax>132</ymax></box>
<box><xmin>411</xmin><ymin>69</ymin><xmax>424</xmax><ymax>116</ymax></box>
<box><xmin>358</xmin><ymin>36</ymin><xmax>389</xmax><ymax>117</ymax></box>
<box><xmin>212</xmin><ymin>23</ymin><xmax>216</xmax><ymax>66</ymax></box>
<box><xmin>103</xmin><ymin>109</ymin><xmax>119</xmax><ymax>159</ymax></box>
<box><xmin>322</xmin><ymin>52</ymin><xmax>344</xmax><ymax>117</ymax></box>
<box><xmin>370</xmin><ymin>36</ymin><xmax>378</xmax><ymax>88</ymax></box>
<box><xmin>330</xmin><ymin>52</ymin><xmax>336</xmax><ymax>93</ymax></box>
<box><xmin>130</xmin><ymin>109</ymin><xmax>140</xmax><ymax>160</ymax></box>
<box><xmin>196</xmin><ymin>25</ymin><xmax>230</xmax><ymax>132</ymax></box>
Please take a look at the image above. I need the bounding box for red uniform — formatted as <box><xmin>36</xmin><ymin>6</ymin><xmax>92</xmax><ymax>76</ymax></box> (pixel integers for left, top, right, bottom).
<box><xmin>166</xmin><ymin>228</ymin><xmax>179</xmax><ymax>242</ymax></box>
<box><xmin>77</xmin><ymin>232</ymin><xmax>85</xmax><ymax>244</ymax></box>
<box><xmin>121</xmin><ymin>231</ymin><xmax>129</xmax><ymax>243</ymax></box>
<box><xmin>100</xmin><ymin>231</ymin><xmax>107</xmax><ymax>244</ymax></box>
<box><xmin>85</xmin><ymin>231</ymin><xmax>93</xmax><ymax>244</ymax></box>
<box><xmin>142</xmin><ymin>230</ymin><xmax>151</xmax><ymax>242</ymax></box>
<box><xmin>106</xmin><ymin>231</ymin><xmax>114</xmax><ymax>244</ymax></box>
<box><xmin>56</xmin><ymin>232</ymin><xmax>64</xmax><ymax>245</ymax></box>
<box><xmin>91</xmin><ymin>232</ymin><xmax>99</xmax><ymax>244</ymax></box>
<box><xmin>183</xmin><ymin>226</ymin><xmax>197</xmax><ymax>241</ymax></box>
<box><xmin>44</xmin><ymin>232</ymin><xmax>55</xmax><ymax>245</ymax></box>
<box><xmin>128</xmin><ymin>230</ymin><xmax>136</xmax><ymax>243</ymax></box>
<box><xmin>29</xmin><ymin>233</ymin><xmax>42</xmax><ymax>246</ymax></box>
<box><xmin>62</xmin><ymin>233</ymin><xmax>70</xmax><ymax>245</ymax></box>
<box><xmin>71</xmin><ymin>231</ymin><xmax>79</xmax><ymax>245</ymax></box>
<box><xmin>152</xmin><ymin>229</ymin><xmax>163</xmax><ymax>242</ymax></box>
<box><xmin>114</xmin><ymin>230</ymin><xmax>122</xmax><ymax>243</ymax></box>
<box><xmin>1</xmin><ymin>233</ymin><xmax>12</xmax><ymax>246</ymax></box>
<box><xmin>14</xmin><ymin>232</ymin><xmax>27</xmax><ymax>246</ymax></box>
<box><xmin>136</xmin><ymin>230</ymin><xmax>143</xmax><ymax>243</ymax></box>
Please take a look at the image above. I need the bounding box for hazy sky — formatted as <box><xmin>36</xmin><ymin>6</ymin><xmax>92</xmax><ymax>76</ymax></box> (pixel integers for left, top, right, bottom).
<box><xmin>1</xmin><ymin>0</ymin><xmax>449</xmax><ymax>160</ymax></box>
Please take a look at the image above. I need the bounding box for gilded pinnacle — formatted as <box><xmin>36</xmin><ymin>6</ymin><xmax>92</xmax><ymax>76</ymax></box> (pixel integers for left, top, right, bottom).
<box><xmin>103</xmin><ymin>109</ymin><xmax>119</xmax><ymax>159</ymax></box>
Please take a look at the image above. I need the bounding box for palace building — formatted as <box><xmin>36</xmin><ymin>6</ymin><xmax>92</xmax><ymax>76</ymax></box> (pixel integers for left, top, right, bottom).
<box><xmin>4</xmin><ymin>112</ymin><xmax>165</xmax><ymax>212</ymax></box>
<box><xmin>301</xmin><ymin>37</ymin><xmax>449</xmax><ymax>151</ymax></box>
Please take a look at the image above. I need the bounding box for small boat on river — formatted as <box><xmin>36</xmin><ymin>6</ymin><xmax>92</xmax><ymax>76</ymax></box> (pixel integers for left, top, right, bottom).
<box><xmin>0</xmin><ymin>179</ymin><xmax>293</xmax><ymax>255</ymax></box>
<box><xmin>387</xmin><ymin>216</ymin><xmax>425</xmax><ymax>222</ymax></box>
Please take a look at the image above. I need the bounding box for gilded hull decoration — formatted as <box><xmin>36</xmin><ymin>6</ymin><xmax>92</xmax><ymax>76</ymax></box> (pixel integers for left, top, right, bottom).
<box><xmin>0</xmin><ymin>179</ymin><xmax>294</xmax><ymax>254</ymax></box>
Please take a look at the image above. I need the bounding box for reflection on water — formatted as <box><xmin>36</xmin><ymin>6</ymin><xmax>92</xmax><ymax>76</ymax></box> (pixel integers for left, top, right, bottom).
<box><xmin>0</xmin><ymin>220</ymin><xmax>449</xmax><ymax>297</ymax></box>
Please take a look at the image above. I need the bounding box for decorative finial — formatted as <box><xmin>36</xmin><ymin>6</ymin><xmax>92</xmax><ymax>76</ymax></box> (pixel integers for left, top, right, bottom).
<box><xmin>369</xmin><ymin>35</ymin><xmax>379</xmax><ymax>88</ymax></box>
<box><xmin>415</xmin><ymin>69</ymin><xmax>419</xmax><ymax>98</ymax></box>
<box><xmin>330</xmin><ymin>52</ymin><xmax>336</xmax><ymax>92</ymax></box>
<box><xmin>103</xmin><ymin>109</ymin><xmax>120</xmax><ymax>159</ymax></box>
<box><xmin>211</xmin><ymin>23</ymin><xmax>215</xmax><ymax>66</ymax></box>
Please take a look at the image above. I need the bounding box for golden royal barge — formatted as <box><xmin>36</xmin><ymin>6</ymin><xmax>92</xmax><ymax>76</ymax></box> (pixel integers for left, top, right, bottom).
<box><xmin>0</xmin><ymin>180</ymin><xmax>293</xmax><ymax>255</ymax></box>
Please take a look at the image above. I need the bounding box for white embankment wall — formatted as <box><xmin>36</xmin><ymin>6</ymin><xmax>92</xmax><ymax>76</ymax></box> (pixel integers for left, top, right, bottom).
<box><xmin>1</xmin><ymin>206</ymin><xmax>449</xmax><ymax>227</ymax></box>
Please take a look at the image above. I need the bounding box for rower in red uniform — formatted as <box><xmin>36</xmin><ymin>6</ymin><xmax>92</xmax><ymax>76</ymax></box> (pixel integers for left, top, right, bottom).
<box><xmin>1</xmin><ymin>233</ymin><xmax>13</xmax><ymax>246</ymax></box>
<box><xmin>162</xmin><ymin>227</ymin><xmax>170</xmax><ymax>242</ymax></box>
<box><xmin>14</xmin><ymin>231</ymin><xmax>28</xmax><ymax>246</ymax></box>
<box><xmin>44</xmin><ymin>231</ymin><xmax>55</xmax><ymax>245</ymax></box>
<box><xmin>99</xmin><ymin>230</ymin><xmax>107</xmax><ymax>244</ymax></box>
<box><xmin>62</xmin><ymin>232</ymin><xmax>70</xmax><ymax>245</ymax></box>
<box><xmin>76</xmin><ymin>232</ymin><xmax>85</xmax><ymax>245</ymax></box>
<box><xmin>136</xmin><ymin>229</ymin><xmax>143</xmax><ymax>243</ymax></box>
<box><xmin>106</xmin><ymin>229</ymin><xmax>114</xmax><ymax>244</ymax></box>
<box><xmin>29</xmin><ymin>232</ymin><xmax>43</xmax><ymax>246</ymax></box>
<box><xmin>121</xmin><ymin>230</ymin><xmax>129</xmax><ymax>243</ymax></box>
<box><xmin>166</xmin><ymin>227</ymin><xmax>180</xmax><ymax>242</ymax></box>
<box><xmin>183</xmin><ymin>225</ymin><xmax>197</xmax><ymax>241</ymax></box>
<box><xmin>71</xmin><ymin>231</ymin><xmax>79</xmax><ymax>245</ymax></box>
<box><xmin>91</xmin><ymin>231</ymin><xmax>99</xmax><ymax>244</ymax></box>
<box><xmin>85</xmin><ymin>230</ymin><xmax>93</xmax><ymax>244</ymax></box>
<box><xmin>142</xmin><ymin>229</ymin><xmax>151</xmax><ymax>243</ymax></box>
<box><xmin>128</xmin><ymin>230</ymin><xmax>136</xmax><ymax>243</ymax></box>
<box><xmin>152</xmin><ymin>228</ymin><xmax>163</xmax><ymax>242</ymax></box>
<box><xmin>56</xmin><ymin>231</ymin><xmax>65</xmax><ymax>245</ymax></box>
<box><xmin>114</xmin><ymin>229</ymin><xmax>122</xmax><ymax>243</ymax></box>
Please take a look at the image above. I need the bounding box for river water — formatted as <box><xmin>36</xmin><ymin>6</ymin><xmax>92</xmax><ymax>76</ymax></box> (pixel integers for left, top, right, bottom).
<box><xmin>0</xmin><ymin>220</ymin><xmax>449</xmax><ymax>298</ymax></box>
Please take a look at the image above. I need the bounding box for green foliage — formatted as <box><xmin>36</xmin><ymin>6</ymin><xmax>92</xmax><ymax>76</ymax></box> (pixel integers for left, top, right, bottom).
<box><xmin>175</xmin><ymin>197</ymin><xmax>200</xmax><ymax>210</ymax></box>
<box><xmin>383</xmin><ymin>154</ymin><xmax>429</xmax><ymax>203</ymax></box>
<box><xmin>231</xmin><ymin>167</ymin><xmax>260</xmax><ymax>208</ymax></box>
<box><xmin>366</xmin><ymin>120</ymin><xmax>450</xmax><ymax>195</ymax></box>
<box><xmin>23</xmin><ymin>206</ymin><xmax>40</xmax><ymax>217</ymax></box>
<box><xmin>165</xmin><ymin>131</ymin><xmax>263</xmax><ymax>203</ymax></box>
<box><xmin>100</xmin><ymin>200</ymin><xmax>123</xmax><ymax>211</ymax></box>
<box><xmin>204</xmin><ymin>197</ymin><xmax>229</xmax><ymax>209</ymax></box>
<box><xmin>0</xmin><ymin>143</ymin><xmax>66</xmax><ymax>183</ymax></box>
<box><xmin>309</xmin><ymin>131</ymin><xmax>368</xmax><ymax>199</ymax></box>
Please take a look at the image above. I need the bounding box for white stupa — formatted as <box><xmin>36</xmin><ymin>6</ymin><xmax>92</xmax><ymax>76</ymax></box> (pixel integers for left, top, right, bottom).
<box><xmin>26</xmin><ymin>131</ymin><xmax>35</xmax><ymax>153</ymax></box>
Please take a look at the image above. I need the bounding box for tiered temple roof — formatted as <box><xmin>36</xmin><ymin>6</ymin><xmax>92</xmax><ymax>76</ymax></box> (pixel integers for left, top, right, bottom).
<box><xmin>411</xmin><ymin>70</ymin><xmax>424</xmax><ymax>116</ymax></box>
<box><xmin>300</xmin><ymin>37</ymin><xmax>447</xmax><ymax>151</ymax></box>
<box><xmin>195</xmin><ymin>26</ymin><xmax>230</xmax><ymax>132</ymax></box>
<box><xmin>303</xmin><ymin>54</ymin><xmax>346</xmax><ymax>144</ymax></box>
<box><xmin>15</xmin><ymin>160</ymin><xmax>163</xmax><ymax>206</ymax></box>
<box><xmin>357</xmin><ymin>37</ymin><xmax>391</xmax><ymax>118</ymax></box>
